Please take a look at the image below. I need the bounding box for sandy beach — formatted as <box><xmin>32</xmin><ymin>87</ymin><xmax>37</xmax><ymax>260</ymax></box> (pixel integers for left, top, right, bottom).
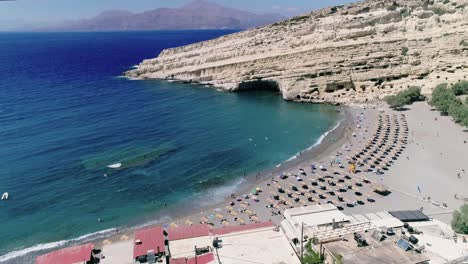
<box><xmin>88</xmin><ymin>101</ymin><xmax>468</xmax><ymax>261</ymax></box>
<box><xmin>378</xmin><ymin>102</ymin><xmax>468</xmax><ymax>223</ymax></box>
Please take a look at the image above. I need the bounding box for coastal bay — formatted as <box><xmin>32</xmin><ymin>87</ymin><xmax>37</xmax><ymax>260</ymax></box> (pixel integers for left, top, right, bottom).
<box><xmin>0</xmin><ymin>31</ymin><xmax>341</xmax><ymax>262</ymax></box>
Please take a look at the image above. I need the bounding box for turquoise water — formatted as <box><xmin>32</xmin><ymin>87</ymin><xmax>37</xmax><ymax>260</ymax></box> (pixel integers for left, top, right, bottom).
<box><xmin>0</xmin><ymin>31</ymin><xmax>340</xmax><ymax>262</ymax></box>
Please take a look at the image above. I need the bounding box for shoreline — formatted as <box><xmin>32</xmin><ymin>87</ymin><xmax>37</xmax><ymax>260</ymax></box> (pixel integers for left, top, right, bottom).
<box><xmin>7</xmin><ymin>101</ymin><xmax>466</xmax><ymax>264</ymax></box>
<box><xmin>0</xmin><ymin>106</ymin><xmax>353</xmax><ymax>263</ymax></box>
<box><xmin>95</xmin><ymin>106</ymin><xmax>355</xmax><ymax>245</ymax></box>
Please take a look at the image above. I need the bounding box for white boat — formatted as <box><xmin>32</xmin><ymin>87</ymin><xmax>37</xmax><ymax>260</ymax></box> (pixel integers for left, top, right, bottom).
<box><xmin>107</xmin><ymin>163</ymin><xmax>123</xmax><ymax>169</ymax></box>
<box><xmin>1</xmin><ymin>192</ymin><xmax>8</xmax><ymax>200</ymax></box>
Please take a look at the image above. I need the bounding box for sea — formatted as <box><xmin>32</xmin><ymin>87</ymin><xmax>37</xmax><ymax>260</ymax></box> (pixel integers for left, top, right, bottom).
<box><xmin>0</xmin><ymin>31</ymin><xmax>340</xmax><ymax>263</ymax></box>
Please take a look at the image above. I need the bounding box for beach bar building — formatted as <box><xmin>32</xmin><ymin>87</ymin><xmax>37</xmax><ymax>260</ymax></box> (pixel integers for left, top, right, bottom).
<box><xmin>133</xmin><ymin>226</ymin><xmax>166</xmax><ymax>263</ymax></box>
<box><xmin>36</xmin><ymin>243</ymin><xmax>96</xmax><ymax>264</ymax></box>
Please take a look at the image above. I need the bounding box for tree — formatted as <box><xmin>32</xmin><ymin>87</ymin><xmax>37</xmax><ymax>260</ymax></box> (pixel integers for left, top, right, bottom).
<box><xmin>384</xmin><ymin>86</ymin><xmax>424</xmax><ymax>109</ymax></box>
<box><xmin>429</xmin><ymin>83</ymin><xmax>468</xmax><ymax>127</ymax></box>
<box><xmin>430</xmin><ymin>83</ymin><xmax>457</xmax><ymax>115</ymax></box>
<box><xmin>452</xmin><ymin>81</ymin><xmax>468</xmax><ymax>96</ymax></box>
<box><xmin>447</xmin><ymin>101</ymin><xmax>465</xmax><ymax>123</ymax></box>
<box><xmin>452</xmin><ymin>204</ymin><xmax>468</xmax><ymax>234</ymax></box>
<box><xmin>302</xmin><ymin>240</ymin><xmax>323</xmax><ymax>264</ymax></box>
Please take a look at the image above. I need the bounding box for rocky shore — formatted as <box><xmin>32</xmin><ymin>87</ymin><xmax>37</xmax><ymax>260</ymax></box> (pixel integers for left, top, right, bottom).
<box><xmin>125</xmin><ymin>0</ymin><xmax>467</xmax><ymax>104</ymax></box>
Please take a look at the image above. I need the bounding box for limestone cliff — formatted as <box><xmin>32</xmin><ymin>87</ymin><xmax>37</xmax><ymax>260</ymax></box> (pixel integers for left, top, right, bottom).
<box><xmin>125</xmin><ymin>0</ymin><xmax>468</xmax><ymax>104</ymax></box>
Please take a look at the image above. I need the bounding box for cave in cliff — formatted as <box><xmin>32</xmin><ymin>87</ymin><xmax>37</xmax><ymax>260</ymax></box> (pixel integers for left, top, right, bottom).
<box><xmin>237</xmin><ymin>80</ymin><xmax>280</xmax><ymax>92</ymax></box>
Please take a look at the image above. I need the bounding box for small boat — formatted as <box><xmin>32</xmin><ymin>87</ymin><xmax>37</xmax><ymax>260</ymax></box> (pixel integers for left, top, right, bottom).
<box><xmin>107</xmin><ymin>163</ymin><xmax>123</xmax><ymax>169</ymax></box>
<box><xmin>1</xmin><ymin>192</ymin><xmax>8</xmax><ymax>200</ymax></box>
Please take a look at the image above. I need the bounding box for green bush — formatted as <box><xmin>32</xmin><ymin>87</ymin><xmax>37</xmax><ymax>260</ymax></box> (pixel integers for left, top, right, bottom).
<box><xmin>430</xmin><ymin>83</ymin><xmax>456</xmax><ymax>115</ymax></box>
<box><xmin>452</xmin><ymin>81</ymin><xmax>468</xmax><ymax>96</ymax></box>
<box><xmin>384</xmin><ymin>86</ymin><xmax>424</xmax><ymax>109</ymax></box>
<box><xmin>401</xmin><ymin>47</ymin><xmax>409</xmax><ymax>55</ymax></box>
<box><xmin>430</xmin><ymin>83</ymin><xmax>468</xmax><ymax>126</ymax></box>
<box><xmin>302</xmin><ymin>240</ymin><xmax>323</xmax><ymax>264</ymax></box>
<box><xmin>452</xmin><ymin>204</ymin><xmax>468</xmax><ymax>234</ymax></box>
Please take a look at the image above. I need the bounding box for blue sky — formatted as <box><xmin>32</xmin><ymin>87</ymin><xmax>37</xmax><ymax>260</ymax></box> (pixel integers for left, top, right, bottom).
<box><xmin>0</xmin><ymin>0</ymin><xmax>356</xmax><ymax>21</ymax></box>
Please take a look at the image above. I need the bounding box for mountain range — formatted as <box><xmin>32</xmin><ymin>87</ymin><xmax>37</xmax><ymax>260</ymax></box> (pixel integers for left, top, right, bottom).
<box><xmin>42</xmin><ymin>1</ymin><xmax>285</xmax><ymax>31</ymax></box>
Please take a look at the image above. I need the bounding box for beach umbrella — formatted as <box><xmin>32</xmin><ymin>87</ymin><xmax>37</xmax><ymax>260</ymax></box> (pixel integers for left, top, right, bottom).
<box><xmin>216</xmin><ymin>214</ymin><xmax>224</xmax><ymax>219</ymax></box>
<box><xmin>170</xmin><ymin>223</ymin><xmax>179</xmax><ymax>228</ymax></box>
<box><xmin>120</xmin><ymin>235</ymin><xmax>129</xmax><ymax>241</ymax></box>
<box><xmin>102</xmin><ymin>239</ymin><xmax>112</xmax><ymax>245</ymax></box>
<box><xmin>222</xmin><ymin>220</ymin><xmax>229</xmax><ymax>226</ymax></box>
<box><xmin>185</xmin><ymin>219</ymin><xmax>193</xmax><ymax>225</ymax></box>
<box><xmin>200</xmin><ymin>217</ymin><xmax>208</xmax><ymax>223</ymax></box>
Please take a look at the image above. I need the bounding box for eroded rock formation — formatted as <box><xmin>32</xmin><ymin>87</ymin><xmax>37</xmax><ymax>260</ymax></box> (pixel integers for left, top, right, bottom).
<box><xmin>125</xmin><ymin>0</ymin><xmax>468</xmax><ymax>104</ymax></box>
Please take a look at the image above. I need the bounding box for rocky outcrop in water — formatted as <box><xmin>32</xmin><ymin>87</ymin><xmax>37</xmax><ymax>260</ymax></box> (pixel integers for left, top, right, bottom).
<box><xmin>125</xmin><ymin>0</ymin><xmax>468</xmax><ymax>104</ymax></box>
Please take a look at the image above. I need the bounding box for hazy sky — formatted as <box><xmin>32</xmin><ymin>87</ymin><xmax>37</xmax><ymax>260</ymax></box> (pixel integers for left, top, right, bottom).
<box><xmin>0</xmin><ymin>0</ymin><xmax>357</xmax><ymax>21</ymax></box>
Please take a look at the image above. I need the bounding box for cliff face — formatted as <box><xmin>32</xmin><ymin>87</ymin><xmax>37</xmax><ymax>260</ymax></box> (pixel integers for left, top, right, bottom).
<box><xmin>125</xmin><ymin>0</ymin><xmax>468</xmax><ymax>104</ymax></box>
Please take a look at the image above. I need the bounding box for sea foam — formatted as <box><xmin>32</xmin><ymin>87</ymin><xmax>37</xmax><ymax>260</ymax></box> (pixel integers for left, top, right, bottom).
<box><xmin>0</xmin><ymin>228</ymin><xmax>116</xmax><ymax>262</ymax></box>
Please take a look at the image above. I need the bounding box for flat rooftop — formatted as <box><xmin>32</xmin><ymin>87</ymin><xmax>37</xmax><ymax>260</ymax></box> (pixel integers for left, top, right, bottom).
<box><xmin>284</xmin><ymin>204</ymin><xmax>350</xmax><ymax>230</ymax></box>
<box><xmin>101</xmin><ymin>240</ymin><xmax>133</xmax><ymax>264</ymax></box>
<box><xmin>169</xmin><ymin>236</ymin><xmax>212</xmax><ymax>259</ymax></box>
<box><xmin>324</xmin><ymin>229</ymin><xmax>429</xmax><ymax>264</ymax></box>
<box><xmin>214</xmin><ymin>227</ymin><xmax>300</xmax><ymax>264</ymax></box>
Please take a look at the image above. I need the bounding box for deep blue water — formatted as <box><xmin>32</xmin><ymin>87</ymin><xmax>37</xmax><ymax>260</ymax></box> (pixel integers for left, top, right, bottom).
<box><xmin>0</xmin><ymin>31</ymin><xmax>339</xmax><ymax>261</ymax></box>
